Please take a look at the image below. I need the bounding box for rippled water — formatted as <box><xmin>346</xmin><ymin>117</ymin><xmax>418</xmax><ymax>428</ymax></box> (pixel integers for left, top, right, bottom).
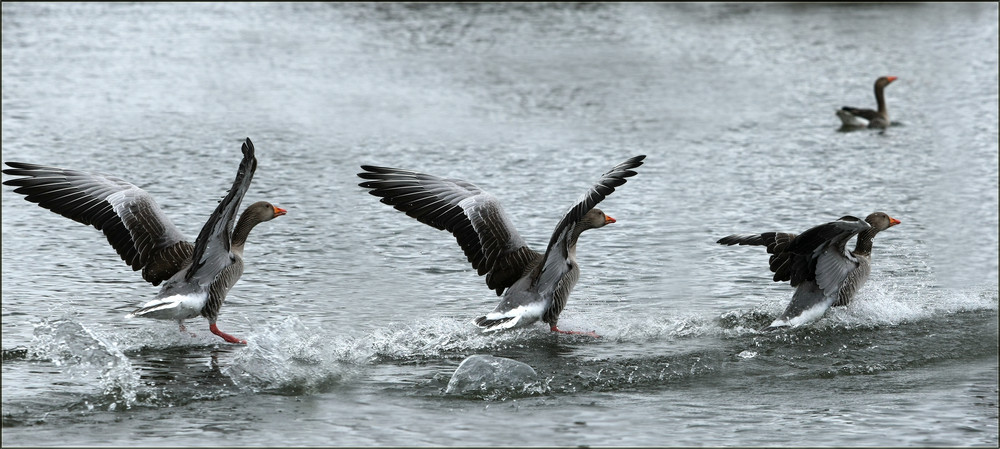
<box><xmin>2</xmin><ymin>3</ymin><xmax>997</xmax><ymax>447</ymax></box>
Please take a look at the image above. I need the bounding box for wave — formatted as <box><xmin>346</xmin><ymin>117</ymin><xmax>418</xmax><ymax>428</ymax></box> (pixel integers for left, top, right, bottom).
<box><xmin>3</xmin><ymin>316</ymin><xmax>141</xmax><ymax>415</ymax></box>
<box><xmin>2</xmin><ymin>283</ymin><xmax>995</xmax><ymax>422</ymax></box>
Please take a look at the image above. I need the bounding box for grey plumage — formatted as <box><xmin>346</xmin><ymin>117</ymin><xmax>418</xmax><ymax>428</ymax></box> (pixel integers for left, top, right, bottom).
<box><xmin>358</xmin><ymin>155</ymin><xmax>645</xmax><ymax>333</ymax></box>
<box><xmin>2</xmin><ymin>162</ymin><xmax>194</xmax><ymax>285</ymax></box>
<box><xmin>837</xmin><ymin>76</ymin><xmax>897</xmax><ymax>129</ymax></box>
<box><xmin>718</xmin><ymin>212</ymin><xmax>900</xmax><ymax>329</ymax></box>
<box><xmin>2</xmin><ymin>138</ymin><xmax>285</xmax><ymax>344</ymax></box>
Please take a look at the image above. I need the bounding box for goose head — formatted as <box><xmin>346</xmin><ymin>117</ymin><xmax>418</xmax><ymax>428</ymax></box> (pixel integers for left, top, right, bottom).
<box><xmin>581</xmin><ymin>208</ymin><xmax>616</xmax><ymax>231</ymax></box>
<box><xmin>244</xmin><ymin>201</ymin><xmax>286</xmax><ymax>221</ymax></box>
<box><xmin>865</xmin><ymin>211</ymin><xmax>901</xmax><ymax>233</ymax></box>
<box><xmin>875</xmin><ymin>76</ymin><xmax>897</xmax><ymax>90</ymax></box>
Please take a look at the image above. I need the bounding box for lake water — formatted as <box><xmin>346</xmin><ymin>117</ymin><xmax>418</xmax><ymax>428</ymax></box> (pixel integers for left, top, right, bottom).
<box><xmin>2</xmin><ymin>3</ymin><xmax>997</xmax><ymax>447</ymax></box>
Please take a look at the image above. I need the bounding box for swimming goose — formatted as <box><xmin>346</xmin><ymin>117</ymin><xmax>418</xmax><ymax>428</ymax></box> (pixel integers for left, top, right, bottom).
<box><xmin>357</xmin><ymin>155</ymin><xmax>645</xmax><ymax>335</ymax></box>
<box><xmin>2</xmin><ymin>138</ymin><xmax>286</xmax><ymax>344</ymax></box>
<box><xmin>836</xmin><ymin>76</ymin><xmax>897</xmax><ymax>129</ymax></box>
<box><xmin>717</xmin><ymin>212</ymin><xmax>900</xmax><ymax>329</ymax></box>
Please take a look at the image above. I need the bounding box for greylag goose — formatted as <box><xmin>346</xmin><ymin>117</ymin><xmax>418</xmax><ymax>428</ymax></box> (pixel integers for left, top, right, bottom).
<box><xmin>717</xmin><ymin>212</ymin><xmax>900</xmax><ymax>329</ymax></box>
<box><xmin>2</xmin><ymin>138</ymin><xmax>286</xmax><ymax>344</ymax></box>
<box><xmin>357</xmin><ymin>155</ymin><xmax>645</xmax><ymax>335</ymax></box>
<box><xmin>836</xmin><ymin>76</ymin><xmax>897</xmax><ymax>129</ymax></box>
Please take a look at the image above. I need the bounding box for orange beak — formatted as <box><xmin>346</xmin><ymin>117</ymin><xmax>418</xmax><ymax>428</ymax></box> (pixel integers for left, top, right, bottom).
<box><xmin>889</xmin><ymin>216</ymin><xmax>900</xmax><ymax>227</ymax></box>
<box><xmin>273</xmin><ymin>206</ymin><xmax>287</xmax><ymax>217</ymax></box>
<box><xmin>887</xmin><ymin>76</ymin><xmax>898</xmax><ymax>82</ymax></box>
<box><xmin>605</xmin><ymin>214</ymin><xmax>616</xmax><ymax>224</ymax></box>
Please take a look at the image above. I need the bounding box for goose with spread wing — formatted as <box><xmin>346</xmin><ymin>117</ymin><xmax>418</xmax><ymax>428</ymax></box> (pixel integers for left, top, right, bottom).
<box><xmin>717</xmin><ymin>212</ymin><xmax>900</xmax><ymax>329</ymax></box>
<box><xmin>2</xmin><ymin>138</ymin><xmax>286</xmax><ymax>344</ymax></box>
<box><xmin>836</xmin><ymin>76</ymin><xmax>897</xmax><ymax>129</ymax></box>
<box><xmin>357</xmin><ymin>155</ymin><xmax>645</xmax><ymax>335</ymax></box>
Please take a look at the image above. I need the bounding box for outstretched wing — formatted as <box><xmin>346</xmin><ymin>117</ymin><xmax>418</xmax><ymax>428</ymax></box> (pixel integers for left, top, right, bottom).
<box><xmin>718</xmin><ymin>232</ymin><xmax>801</xmax><ymax>283</ymax></box>
<box><xmin>3</xmin><ymin>161</ymin><xmax>193</xmax><ymax>285</ymax></box>
<box><xmin>533</xmin><ymin>155</ymin><xmax>646</xmax><ymax>291</ymax></box>
<box><xmin>357</xmin><ymin>165</ymin><xmax>540</xmax><ymax>296</ymax></box>
<box><xmin>718</xmin><ymin>215</ymin><xmax>870</xmax><ymax>288</ymax></box>
<box><xmin>792</xmin><ymin>216</ymin><xmax>870</xmax><ymax>299</ymax></box>
<box><xmin>185</xmin><ymin>138</ymin><xmax>257</xmax><ymax>285</ymax></box>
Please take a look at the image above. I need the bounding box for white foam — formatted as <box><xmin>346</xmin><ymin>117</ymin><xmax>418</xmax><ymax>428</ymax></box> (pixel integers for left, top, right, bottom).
<box><xmin>28</xmin><ymin>314</ymin><xmax>141</xmax><ymax>410</ymax></box>
<box><xmin>13</xmin><ymin>282</ymin><xmax>996</xmax><ymax>402</ymax></box>
<box><xmin>221</xmin><ymin>315</ymin><xmax>533</xmax><ymax>393</ymax></box>
<box><xmin>223</xmin><ymin>316</ymin><xmax>363</xmax><ymax>394</ymax></box>
<box><xmin>822</xmin><ymin>281</ymin><xmax>998</xmax><ymax>328</ymax></box>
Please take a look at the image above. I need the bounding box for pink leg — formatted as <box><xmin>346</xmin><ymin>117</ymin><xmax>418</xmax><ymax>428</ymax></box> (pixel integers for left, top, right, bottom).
<box><xmin>550</xmin><ymin>325</ymin><xmax>600</xmax><ymax>338</ymax></box>
<box><xmin>209</xmin><ymin>323</ymin><xmax>247</xmax><ymax>345</ymax></box>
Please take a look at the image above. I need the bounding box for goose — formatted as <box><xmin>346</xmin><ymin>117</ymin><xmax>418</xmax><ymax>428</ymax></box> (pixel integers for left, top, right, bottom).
<box><xmin>357</xmin><ymin>155</ymin><xmax>645</xmax><ymax>335</ymax></box>
<box><xmin>2</xmin><ymin>138</ymin><xmax>285</xmax><ymax>344</ymax></box>
<box><xmin>836</xmin><ymin>76</ymin><xmax>897</xmax><ymax>129</ymax></box>
<box><xmin>717</xmin><ymin>212</ymin><xmax>900</xmax><ymax>329</ymax></box>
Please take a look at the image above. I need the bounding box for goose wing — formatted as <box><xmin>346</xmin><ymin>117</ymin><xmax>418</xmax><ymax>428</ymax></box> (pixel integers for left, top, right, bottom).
<box><xmin>786</xmin><ymin>216</ymin><xmax>870</xmax><ymax>293</ymax></box>
<box><xmin>768</xmin><ymin>217</ymin><xmax>871</xmax><ymax>327</ymax></box>
<box><xmin>718</xmin><ymin>216</ymin><xmax>869</xmax><ymax>289</ymax></box>
<box><xmin>184</xmin><ymin>138</ymin><xmax>257</xmax><ymax>286</ymax></box>
<box><xmin>3</xmin><ymin>161</ymin><xmax>193</xmax><ymax>286</ymax></box>
<box><xmin>358</xmin><ymin>165</ymin><xmax>540</xmax><ymax>296</ymax></box>
<box><xmin>533</xmin><ymin>155</ymin><xmax>645</xmax><ymax>299</ymax></box>
<box><xmin>718</xmin><ymin>232</ymin><xmax>800</xmax><ymax>283</ymax></box>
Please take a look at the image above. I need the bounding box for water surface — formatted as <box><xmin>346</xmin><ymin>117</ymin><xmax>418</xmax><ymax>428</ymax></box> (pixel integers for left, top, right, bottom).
<box><xmin>2</xmin><ymin>3</ymin><xmax>997</xmax><ymax>446</ymax></box>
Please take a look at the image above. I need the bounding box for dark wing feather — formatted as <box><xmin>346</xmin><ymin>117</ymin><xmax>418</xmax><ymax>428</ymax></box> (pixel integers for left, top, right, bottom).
<box><xmin>533</xmin><ymin>155</ymin><xmax>645</xmax><ymax>290</ymax></box>
<box><xmin>718</xmin><ymin>216</ymin><xmax>870</xmax><ymax>287</ymax></box>
<box><xmin>358</xmin><ymin>165</ymin><xmax>540</xmax><ymax>296</ymax></box>
<box><xmin>717</xmin><ymin>232</ymin><xmax>801</xmax><ymax>283</ymax></box>
<box><xmin>840</xmin><ymin>107</ymin><xmax>881</xmax><ymax>122</ymax></box>
<box><xmin>2</xmin><ymin>161</ymin><xmax>192</xmax><ymax>285</ymax></box>
<box><xmin>185</xmin><ymin>138</ymin><xmax>257</xmax><ymax>284</ymax></box>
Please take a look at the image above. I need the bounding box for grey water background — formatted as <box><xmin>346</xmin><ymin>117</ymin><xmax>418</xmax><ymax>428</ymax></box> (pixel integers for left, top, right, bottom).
<box><xmin>2</xmin><ymin>2</ymin><xmax>997</xmax><ymax>446</ymax></box>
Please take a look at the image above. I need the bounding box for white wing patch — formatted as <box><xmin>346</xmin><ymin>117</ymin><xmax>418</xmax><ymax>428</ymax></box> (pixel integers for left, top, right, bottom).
<box><xmin>128</xmin><ymin>292</ymin><xmax>206</xmax><ymax>321</ymax></box>
<box><xmin>478</xmin><ymin>302</ymin><xmax>547</xmax><ymax>332</ymax></box>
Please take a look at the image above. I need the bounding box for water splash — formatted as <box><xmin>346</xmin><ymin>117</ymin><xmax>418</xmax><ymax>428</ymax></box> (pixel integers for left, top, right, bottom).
<box><xmin>220</xmin><ymin>315</ymin><xmax>541</xmax><ymax>395</ymax></box>
<box><xmin>6</xmin><ymin>282</ymin><xmax>995</xmax><ymax>410</ymax></box>
<box><xmin>364</xmin><ymin>317</ymin><xmax>536</xmax><ymax>361</ymax></box>
<box><xmin>713</xmin><ymin>282</ymin><xmax>999</xmax><ymax>333</ymax></box>
<box><xmin>827</xmin><ymin>281</ymin><xmax>998</xmax><ymax>329</ymax></box>
<box><xmin>224</xmin><ymin>316</ymin><xmax>364</xmax><ymax>395</ymax></box>
<box><xmin>444</xmin><ymin>354</ymin><xmax>551</xmax><ymax>400</ymax></box>
<box><xmin>28</xmin><ymin>315</ymin><xmax>141</xmax><ymax>411</ymax></box>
